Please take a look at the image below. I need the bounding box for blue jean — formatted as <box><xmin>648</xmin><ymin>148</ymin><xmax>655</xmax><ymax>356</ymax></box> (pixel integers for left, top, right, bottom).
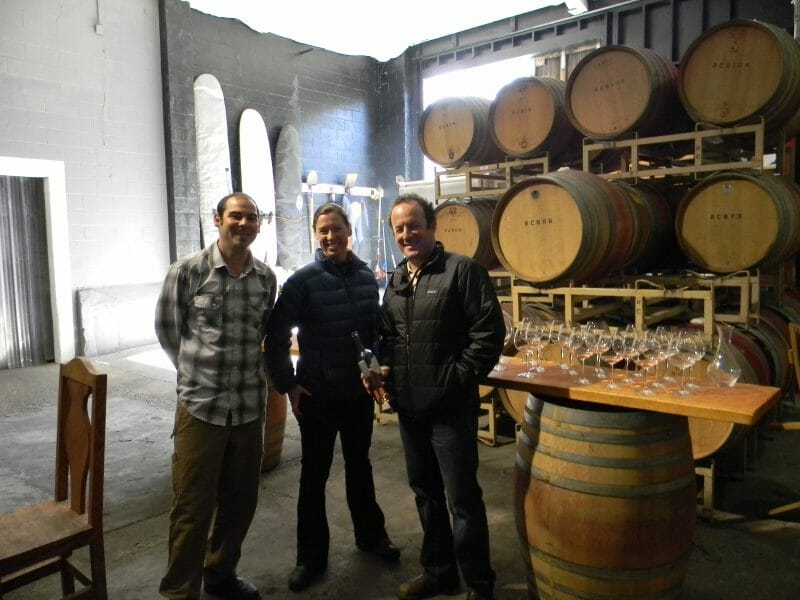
<box><xmin>398</xmin><ymin>410</ymin><xmax>495</xmax><ymax>596</ymax></box>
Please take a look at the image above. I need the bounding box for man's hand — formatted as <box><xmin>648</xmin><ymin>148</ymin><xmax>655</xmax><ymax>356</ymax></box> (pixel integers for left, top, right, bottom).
<box><xmin>288</xmin><ymin>384</ymin><xmax>311</xmax><ymax>419</ymax></box>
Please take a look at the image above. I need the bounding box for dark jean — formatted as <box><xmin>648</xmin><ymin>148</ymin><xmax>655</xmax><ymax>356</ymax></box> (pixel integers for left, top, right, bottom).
<box><xmin>295</xmin><ymin>385</ymin><xmax>388</xmax><ymax>568</ymax></box>
<box><xmin>398</xmin><ymin>409</ymin><xmax>495</xmax><ymax>596</ymax></box>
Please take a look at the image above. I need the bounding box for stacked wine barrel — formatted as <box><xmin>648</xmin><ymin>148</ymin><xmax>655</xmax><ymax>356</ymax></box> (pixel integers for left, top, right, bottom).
<box><xmin>419</xmin><ymin>18</ymin><xmax>800</xmax><ymax>428</ymax></box>
<box><xmin>419</xmin><ymin>18</ymin><xmax>800</xmax><ymax>283</ymax></box>
<box><xmin>419</xmin><ymin>24</ymin><xmax>800</xmax><ymax>599</ymax></box>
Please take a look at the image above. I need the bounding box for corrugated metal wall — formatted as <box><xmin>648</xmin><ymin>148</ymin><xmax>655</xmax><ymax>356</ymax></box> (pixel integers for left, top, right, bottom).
<box><xmin>0</xmin><ymin>176</ymin><xmax>54</xmax><ymax>369</ymax></box>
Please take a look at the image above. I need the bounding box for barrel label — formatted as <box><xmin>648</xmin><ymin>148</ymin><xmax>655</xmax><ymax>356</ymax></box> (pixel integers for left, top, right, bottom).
<box><xmin>524</xmin><ymin>218</ymin><xmax>554</xmax><ymax>226</ymax></box>
<box><xmin>710</xmin><ymin>61</ymin><xmax>751</xmax><ymax>69</ymax></box>
<box><xmin>593</xmin><ymin>78</ymin><xmax>625</xmax><ymax>93</ymax></box>
<box><xmin>511</xmin><ymin>106</ymin><xmax>533</xmax><ymax>116</ymax></box>
<box><xmin>708</xmin><ymin>213</ymin><xmax>743</xmax><ymax>220</ymax></box>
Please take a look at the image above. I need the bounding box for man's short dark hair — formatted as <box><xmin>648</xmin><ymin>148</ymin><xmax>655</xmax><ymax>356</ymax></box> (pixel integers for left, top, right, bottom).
<box><xmin>216</xmin><ymin>193</ymin><xmax>259</xmax><ymax>218</ymax></box>
<box><xmin>390</xmin><ymin>194</ymin><xmax>436</xmax><ymax>228</ymax></box>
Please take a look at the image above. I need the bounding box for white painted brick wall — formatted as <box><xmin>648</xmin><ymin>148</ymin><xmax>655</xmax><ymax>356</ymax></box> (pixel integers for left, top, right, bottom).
<box><xmin>0</xmin><ymin>0</ymin><xmax>170</xmax><ymax>289</ymax></box>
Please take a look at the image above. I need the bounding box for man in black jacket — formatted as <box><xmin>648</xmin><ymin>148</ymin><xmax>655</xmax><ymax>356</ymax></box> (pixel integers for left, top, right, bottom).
<box><xmin>378</xmin><ymin>194</ymin><xmax>505</xmax><ymax>600</ymax></box>
<box><xmin>265</xmin><ymin>203</ymin><xmax>399</xmax><ymax>593</ymax></box>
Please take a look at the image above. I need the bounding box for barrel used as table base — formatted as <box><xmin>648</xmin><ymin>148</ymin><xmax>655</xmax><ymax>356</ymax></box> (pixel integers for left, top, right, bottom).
<box><xmin>515</xmin><ymin>395</ymin><xmax>696</xmax><ymax>599</ymax></box>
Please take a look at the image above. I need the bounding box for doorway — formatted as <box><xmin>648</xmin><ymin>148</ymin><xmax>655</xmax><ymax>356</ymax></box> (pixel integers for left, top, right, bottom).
<box><xmin>0</xmin><ymin>175</ymin><xmax>52</xmax><ymax>368</ymax></box>
<box><xmin>0</xmin><ymin>157</ymin><xmax>74</xmax><ymax>368</ymax></box>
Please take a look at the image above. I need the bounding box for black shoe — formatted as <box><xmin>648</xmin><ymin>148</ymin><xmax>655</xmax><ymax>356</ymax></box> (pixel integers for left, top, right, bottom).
<box><xmin>396</xmin><ymin>574</ymin><xmax>459</xmax><ymax>600</ymax></box>
<box><xmin>288</xmin><ymin>564</ymin><xmax>325</xmax><ymax>592</ymax></box>
<box><xmin>204</xmin><ymin>575</ymin><xmax>261</xmax><ymax>600</ymax></box>
<box><xmin>466</xmin><ymin>590</ymin><xmax>494</xmax><ymax>600</ymax></box>
<box><xmin>357</xmin><ymin>536</ymin><xmax>401</xmax><ymax>562</ymax></box>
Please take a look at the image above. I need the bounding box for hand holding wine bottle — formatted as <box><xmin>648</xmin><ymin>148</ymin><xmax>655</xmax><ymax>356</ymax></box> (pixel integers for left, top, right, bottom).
<box><xmin>351</xmin><ymin>331</ymin><xmax>392</xmax><ymax>412</ymax></box>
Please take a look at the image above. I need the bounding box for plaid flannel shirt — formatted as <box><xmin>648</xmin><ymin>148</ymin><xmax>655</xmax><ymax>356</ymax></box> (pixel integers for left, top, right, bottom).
<box><xmin>155</xmin><ymin>243</ymin><xmax>277</xmax><ymax>426</ymax></box>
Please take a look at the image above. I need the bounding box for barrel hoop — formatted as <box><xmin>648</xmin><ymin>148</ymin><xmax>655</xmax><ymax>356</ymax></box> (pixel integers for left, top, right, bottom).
<box><xmin>515</xmin><ymin>451</ymin><xmax>695</xmax><ymax>497</ymax></box>
<box><xmin>528</xmin><ymin>544</ymin><xmax>691</xmax><ymax>585</ymax></box>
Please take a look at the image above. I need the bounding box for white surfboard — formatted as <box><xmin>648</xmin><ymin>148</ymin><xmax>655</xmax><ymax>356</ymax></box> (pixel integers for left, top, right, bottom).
<box><xmin>193</xmin><ymin>73</ymin><xmax>232</xmax><ymax>248</ymax></box>
<box><xmin>239</xmin><ymin>108</ymin><xmax>277</xmax><ymax>266</ymax></box>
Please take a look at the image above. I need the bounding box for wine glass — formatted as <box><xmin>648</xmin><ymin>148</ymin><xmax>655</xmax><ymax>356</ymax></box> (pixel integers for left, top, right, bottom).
<box><xmin>650</xmin><ymin>326</ymin><xmax>673</xmax><ymax>388</ymax></box>
<box><xmin>574</xmin><ymin>328</ymin><xmax>595</xmax><ymax>384</ymax></box>
<box><xmin>527</xmin><ymin>320</ymin><xmax>548</xmax><ymax>373</ymax></box>
<box><xmin>602</xmin><ymin>331</ymin><xmax>625</xmax><ymax>389</ymax></box>
<box><xmin>632</xmin><ymin>331</ymin><xmax>659</xmax><ymax>395</ymax></box>
<box><xmin>686</xmin><ymin>331</ymin><xmax>708</xmax><ymax>390</ymax></box>
<box><xmin>619</xmin><ymin>324</ymin><xmax>639</xmax><ymax>384</ymax></box>
<box><xmin>550</xmin><ymin>319</ymin><xmax>571</xmax><ymax>370</ymax></box>
<box><xmin>657</xmin><ymin>325</ymin><xmax>678</xmax><ymax>384</ymax></box>
<box><xmin>513</xmin><ymin>323</ymin><xmax>535</xmax><ymax>378</ymax></box>
<box><xmin>566</xmin><ymin>325</ymin><xmax>583</xmax><ymax>376</ymax></box>
<box><xmin>591</xmin><ymin>329</ymin><xmax>611</xmax><ymax>376</ymax></box>
<box><xmin>669</xmin><ymin>329</ymin><xmax>703</xmax><ymax>396</ymax></box>
<box><xmin>585</xmin><ymin>320</ymin><xmax>610</xmax><ymax>376</ymax></box>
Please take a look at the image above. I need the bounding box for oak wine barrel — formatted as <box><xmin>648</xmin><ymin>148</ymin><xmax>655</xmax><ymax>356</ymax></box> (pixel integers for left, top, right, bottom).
<box><xmin>492</xmin><ymin>170</ymin><xmax>671</xmax><ymax>283</ymax></box>
<box><xmin>678</xmin><ymin>19</ymin><xmax>800</xmax><ymax>133</ymax></box>
<box><xmin>489</xmin><ymin>76</ymin><xmax>580</xmax><ymax>162</ymax></box>
<box><xmin>262</xmin><ymin>387</ymin><xmax>288</xmax><ymax>472</ymax></box>
<box><xmin>566</xmin><ymin>45</ymin><xmax>687</xmax><ymax>140</ymax></box>
<box><xmin>675</xmin><ymin>171</ymin><xmax>800</xmax><ymax>273</ymax></box>
<box><xmin>434</xmin><ymin>198</ymin><xmax>499</xmax><ymax>269</ymax></box>
<box><xmin>515</xmin><ymin>395</ymin><xmax>696</xmax><ymax>599</ymax></box>
<box><xmin>418</xmin><ymin>97</ymin><xmax>505</xmax><ymax>167</ymax></box>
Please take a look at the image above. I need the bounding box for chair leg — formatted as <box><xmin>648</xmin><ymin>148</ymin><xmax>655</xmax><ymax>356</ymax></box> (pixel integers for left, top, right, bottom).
<box><xmin>89</xmin><ymin>538</ymin><xmax>108</xmax><ymax>600</ymax></box>
<box><xmin>60</xmin><ymin>556</ymin><xmax>76</xmax><ymax>595</ymax></box>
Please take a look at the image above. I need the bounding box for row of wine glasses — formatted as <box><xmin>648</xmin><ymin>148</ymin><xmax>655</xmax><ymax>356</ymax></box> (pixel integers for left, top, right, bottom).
<box><xmin>508</xmin><ymin>319</ymin><xmax>712</xmax><ymax>396</ymax></box>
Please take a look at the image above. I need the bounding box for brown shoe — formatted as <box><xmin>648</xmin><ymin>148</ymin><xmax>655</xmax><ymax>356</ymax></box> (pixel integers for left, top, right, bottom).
<box><xmin>397</xmin><ymin>574</ymin><xmax>459</xmax><ymax>600</ymax></box>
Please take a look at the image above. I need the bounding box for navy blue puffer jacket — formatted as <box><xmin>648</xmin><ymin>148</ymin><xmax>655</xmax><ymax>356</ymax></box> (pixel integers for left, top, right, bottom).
<box><xmin>265</xmin><ymin>249</ymin><xmax>379</xmax><ymax>396</ymax></box>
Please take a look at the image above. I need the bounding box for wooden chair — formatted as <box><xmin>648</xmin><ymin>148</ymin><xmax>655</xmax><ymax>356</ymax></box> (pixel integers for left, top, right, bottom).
<box><xmin>0</xmin><ymin>356</ymin><xmax>108</xmax><ymax>598</ymax></box>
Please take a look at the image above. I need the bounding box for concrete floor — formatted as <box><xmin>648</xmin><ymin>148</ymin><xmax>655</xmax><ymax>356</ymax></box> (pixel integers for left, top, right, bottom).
<box><xmin>2</xmin><ymin>345</ymin><xmax>800</xmax><ymax>599</ymax></box>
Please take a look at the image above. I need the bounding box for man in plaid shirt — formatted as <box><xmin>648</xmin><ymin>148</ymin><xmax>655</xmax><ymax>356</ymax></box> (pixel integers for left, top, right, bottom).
<box><xmin>155</xmin><ymin>192</ymin><xmax>277</xmax><ymax>600</ymax></box>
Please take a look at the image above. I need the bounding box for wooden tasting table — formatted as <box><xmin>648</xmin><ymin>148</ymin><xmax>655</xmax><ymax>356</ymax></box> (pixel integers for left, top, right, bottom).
<box><xmin>485</xmin><ymin>356</ymin><xmax>778</xmax><ymax>425</ymax></box>
<box><xmin>486</xmin><ymin>357</ymin><xmax>779</xmax><ymax>600</ymax></box>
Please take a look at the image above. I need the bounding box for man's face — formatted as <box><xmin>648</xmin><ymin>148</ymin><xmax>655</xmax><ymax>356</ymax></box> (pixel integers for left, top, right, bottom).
<box><xmin>214</xmin><ymin>195</ymin><xmax>261</xmax><ymax>253</ymax></box>
<box><xmin>390</xmin><ymin>201</ymin><xmax>436</xmax><ymax>265</ymax></box>
<box><xmin>315</xmin><ymin>211</ymin><xmax>351</xmax><ymax>264</ymax></box>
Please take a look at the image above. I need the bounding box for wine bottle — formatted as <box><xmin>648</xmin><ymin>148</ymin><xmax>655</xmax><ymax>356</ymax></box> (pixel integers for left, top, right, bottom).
<box><xmin>351</xmin><ymin>331</ymin><xmax>392</xmax><ymax>412</ymax></box>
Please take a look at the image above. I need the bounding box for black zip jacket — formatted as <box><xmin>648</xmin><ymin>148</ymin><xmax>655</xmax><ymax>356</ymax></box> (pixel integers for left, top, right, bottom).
<box><xmin>378</xmin><ymin>243</ymin><xmax>505</xmax><ymax>416</ymax></box>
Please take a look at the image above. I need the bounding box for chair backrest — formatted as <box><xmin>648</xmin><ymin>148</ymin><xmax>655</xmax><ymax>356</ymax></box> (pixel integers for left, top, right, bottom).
<box><xmin>55</xmin><ymin>356</ymin><xmax>107</xmax><ymax>527</ymax></box>
<box><xmin>789</xmin><ymin>322</ymin><xmax>800</xmax><ymax>393</ymax></box>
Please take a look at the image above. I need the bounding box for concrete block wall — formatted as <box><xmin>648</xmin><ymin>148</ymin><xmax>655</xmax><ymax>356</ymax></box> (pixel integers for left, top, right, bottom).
<box><xmin>0</xmin><ymin>0</ymin><xmax>171</xmax><ymax>358</ymax></box>
<box><xmin>0</xmin><ymin>0</ymin><xmax>170</xmax><ymax>289</ymax></box>
<box><xmin>160</xmin><ymin>0</ymin><xmax>410</xmax><ymax>267</ymax></box>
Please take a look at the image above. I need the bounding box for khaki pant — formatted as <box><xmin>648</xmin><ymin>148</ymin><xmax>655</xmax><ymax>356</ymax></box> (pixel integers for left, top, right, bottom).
<box><xmin>159</xmin><ymin>404</ymin><xmax>263</xmax><ymax>599</ymax></box>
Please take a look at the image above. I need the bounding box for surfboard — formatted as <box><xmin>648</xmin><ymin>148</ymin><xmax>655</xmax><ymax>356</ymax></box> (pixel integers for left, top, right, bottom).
<box><xmin>193</xmin><ymin>73</ymin><xmax>232</xmax><ymax>248</ymax></box>
<box><xmin>239</xmin><ymin>108</ymin><xmax>277</xmax><ymax>266</ymax></box>
<box><xmin>274</xmin><ymin>124</ymin><xmax>305</xmax><ymax>268</ymax></box>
